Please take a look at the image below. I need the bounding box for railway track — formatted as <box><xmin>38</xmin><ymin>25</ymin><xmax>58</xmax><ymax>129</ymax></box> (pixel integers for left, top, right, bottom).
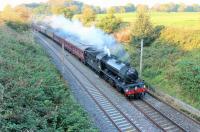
<box><xmin>131</xmin><ymin>99</ymin><xmax>185</xmax><ymax>132</ymax></box>
<box><xmin>147</xmin><ymin>91</ymin><xmax>200</xmax><ymax>126</ymax></box>
<box><xmin>35</xmin><ymin>32</ymin><xmax>141</xmax><ymax>132</ymax></box>
<box><xmin>35</xmin><ymin>32</ymin><xmax>200</xmax><ymax>132</ymax></box>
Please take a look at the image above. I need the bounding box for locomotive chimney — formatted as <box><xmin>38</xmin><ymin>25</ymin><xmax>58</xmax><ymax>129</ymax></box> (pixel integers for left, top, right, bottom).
<box><xmin>104</xmin><ymin>46</ymin><xmax>111</xmax><ymax>56</ymax></box>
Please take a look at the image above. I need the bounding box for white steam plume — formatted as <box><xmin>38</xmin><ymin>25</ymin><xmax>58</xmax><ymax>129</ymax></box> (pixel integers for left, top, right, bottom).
<box><xmin>41</xmin><ymin>15</ymin><xmax>129</xmax><ymax>61</ymax></box>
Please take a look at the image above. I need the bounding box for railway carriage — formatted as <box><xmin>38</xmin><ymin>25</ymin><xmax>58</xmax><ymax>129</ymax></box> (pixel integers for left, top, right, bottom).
<box><xmin>45</xmin><ymin>28</ymin><xmax>54</xmax><ymax>39</ymax></box>
<box><xmin>53</xmin><ymin>33</ymin><xmax>64</xmax><ymax>46</ymax></box>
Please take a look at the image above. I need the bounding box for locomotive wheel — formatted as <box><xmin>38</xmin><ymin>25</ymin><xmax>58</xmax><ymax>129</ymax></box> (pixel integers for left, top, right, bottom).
<box><xmin>126</xmin><ymin>95</ymin><xmax>133</xmax><ymax>100</ymax></box>
<box><xmin>115</xmin><ymin>85</ymin><xmax>121</xmax><ymax>92</ymax></box>
<box><xmin>139</xmin><ymin>93</ymin><xmax>145</xmax><ymax>99</ymax></box>
<box><xmin>134</xmin><ymin>94</ymin><xmax>139</xmax><ymax>99</ymax></box>
<box><xmin>108</xmin><ymin>78</ymin><xmax>114</xmax><ymax>87</ymax></box>
<box><xmin>99</xmin><ymin>72</ymin><xmax>104</xmax><ymax>78</ymax></box>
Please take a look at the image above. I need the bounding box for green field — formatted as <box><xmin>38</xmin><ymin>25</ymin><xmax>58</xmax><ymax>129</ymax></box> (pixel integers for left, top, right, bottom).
<box><xmin>97</xmin><ymin>12</ymin><xmax>200</xmax><ymax>29</ymax></box>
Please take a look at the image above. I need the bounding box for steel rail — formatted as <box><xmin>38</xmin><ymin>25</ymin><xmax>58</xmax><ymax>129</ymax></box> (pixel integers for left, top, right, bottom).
<box><xmin>130</xmin><ymin>99</ymin><xmax>186</xmax><ymax>132</ymax></box>
<box><xmin>35</xmin><ymin>32</ymin><xmax>140</xmax><ymax>132</ymax></box>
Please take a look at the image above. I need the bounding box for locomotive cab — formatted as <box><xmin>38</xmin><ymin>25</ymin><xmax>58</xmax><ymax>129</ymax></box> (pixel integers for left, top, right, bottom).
<box><xmin>84</xmin><ymin>48</ymin><xmax>105</xmax><ymax>73</ymax></box>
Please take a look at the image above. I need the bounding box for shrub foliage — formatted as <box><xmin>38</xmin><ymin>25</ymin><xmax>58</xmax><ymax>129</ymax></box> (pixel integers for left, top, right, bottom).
<box><xmin>97</xmin><ymin>14</ymin><xmax>122</xmax><ymax>33</ymax></box>
<box><xmin>160</xmin><ymin>27</ymin><xmax>200</xmax><ymax>51</ymax></box>
<box><xmin>0</xmin><ymin>26</ymin><xmax>97</xmax><ymax>131</ymax></box>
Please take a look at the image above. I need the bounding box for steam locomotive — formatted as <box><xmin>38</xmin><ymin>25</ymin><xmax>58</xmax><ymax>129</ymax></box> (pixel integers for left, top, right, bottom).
<box><xmin>32</xmin><ymin>24</ymin><xmax>147</xmax><ymax>99</ymax></box>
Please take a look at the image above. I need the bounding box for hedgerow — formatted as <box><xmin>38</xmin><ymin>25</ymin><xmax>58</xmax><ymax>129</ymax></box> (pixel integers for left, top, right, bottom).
<box><xmin>6</xmin><ymin>21</ymin><xmax>29</xmax><ymax>32</ymax></box>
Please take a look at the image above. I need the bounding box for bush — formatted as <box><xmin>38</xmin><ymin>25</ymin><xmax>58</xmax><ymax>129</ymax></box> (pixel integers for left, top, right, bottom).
<box><xmin>175</xmin><ymin>50</ymin><xmax>200</xmax><ymax>103</ymax></box>
<box><xmin>131</xmin><ymin>25</ymin><xmax>164</xmax><ymax>46</ymax></box>
<box><xmin>6</xmin><ymin>21</ymin><xmax>29</xmax><ymax>32</ymax></box>
<box><xmin>160</xmin><ymin>27</ymin><xmax>200</xmax><ymax>51</ymax></box>
<box><xmin>97</xmin><ymin>14</ymin><xmax>122</xmax><ymax>33</ymax></box>
<box><xmin>114</xmin><ymin>27</ymin><xmax>132</xmax><ymax>43</ymax></box>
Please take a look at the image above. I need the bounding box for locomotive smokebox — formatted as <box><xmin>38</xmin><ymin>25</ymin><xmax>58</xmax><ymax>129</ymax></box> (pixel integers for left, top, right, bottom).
<box><xmin>125</xmin><ymin>68</ymin><xmax>138</xmax><ymax>83</ymax></box>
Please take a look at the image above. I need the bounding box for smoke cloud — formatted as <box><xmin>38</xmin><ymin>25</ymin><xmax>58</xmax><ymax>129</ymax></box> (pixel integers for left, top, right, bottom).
<box><xmin>40</xmin><ymin>15</ymin><xmax>129</xmax><ymax>61</ymax></box>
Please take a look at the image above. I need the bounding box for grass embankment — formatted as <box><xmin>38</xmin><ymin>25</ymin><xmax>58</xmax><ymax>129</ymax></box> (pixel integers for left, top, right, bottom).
<box><xmin>127</xmin><ymin>27</ymin><xmax>200</xmax><ymax>109</ymax></box>
<box><xmin>97</xmin><ymin>12</ymin><xmax>200</xmax><ymax>29</ymax></box>
<box><xmin>0</xmin><ymin>25</ymin><xmax>97</xmax><ymax>131</ymax></box>
<box><xmin>107</xmin><ymin>12</ymin><xmax>200</xmax><ymax>109</ymax></box>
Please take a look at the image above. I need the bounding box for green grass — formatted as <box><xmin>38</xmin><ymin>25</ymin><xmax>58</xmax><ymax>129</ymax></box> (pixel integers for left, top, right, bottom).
<box><xmin>97</xmin><ymin>12</ymin><xmax>200</xmax><ymax>29</ymax></box>
<box><xmin>126</xmin><ymin>36</ymin><xmax>200</xmax><ymax>110</ymax></box>
<box><xmin>0</xmin><ymin>25</ymin><xmax>97</xmax><ymax>131</ymax></box>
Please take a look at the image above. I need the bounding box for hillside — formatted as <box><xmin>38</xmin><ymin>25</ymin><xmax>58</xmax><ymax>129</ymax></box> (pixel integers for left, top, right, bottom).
<box><xmin>126</xmin><ymin>27</ymin><xmax>200</xmax><ymax>109</ymax></box>
<box><xmin>0</xmin><ymin>25</ymin><xmax>97</xmax><ymax>131</ymax></box>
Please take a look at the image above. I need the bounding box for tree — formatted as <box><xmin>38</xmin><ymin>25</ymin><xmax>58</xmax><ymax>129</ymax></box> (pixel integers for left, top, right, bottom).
<box><xmin>192</xmin><ymin>4</ymin><xmax>200</xmax><ymax>12</ymax></box>
<box><xmin>33</xmin><ymin>4</ymin><xmax>49</xmax><ymax>14</ymax></box>
<box><xmin>168</xmin><ymin>3</ymin><xmax>178</xmax><ymax>12</ymax></box>
<box><xmin>119</xmin><ymin>7</ymin><xmax>125</xmax><ymax>13</ymax></box>
<box><xmin>152</xmin><ymin>3</ymin><xmax>178</xmax><ymax>12</ymax></box>
<box><xmin>63</xmin><ymin>8</ymin><xmax>74</xmax><ymax>19</ymax></box>
<box><xmin>131</xmin><ymin>7</ymin><xmax>154</xmax><ymax>45</ymax></box>
<box><xmin>94</xmin><ymin>6</ymin><xmax>101</xmax><ymax>14</ymax></box>
<box><xmin>80</xmin><ymin>5</ymin><xmax>96</xmax><ymax>25</ymax></box>
<box><xmin>1</xmin><ymin>5</ymin><xmax>30</xmax><ymax>23</ymax></box>
<box><xmin>107</xmin><ymin>7</ymin><xmax>116</xmax><ymax>14</ymax></box>
<box><xmin>136</xmin><ymin>4</ymin><xmax>149</xmax><ymax>12</ymax></box>
<box><xmin>124</xmin><ymin>3</ymin><xmax>135</xmax><ymax>12</ymax></box>
<box><xmin>178</xmin><ymin>3</ymin><xmax>186</xmax><ymax>12</ymax></box>
<box><xmin>50</xmin><ymin>6</ymin><xmax>75</xmax><ymax>19</ymax></box>
<box><xmin>49</xmin><ymin>0</ymin><xmax>66</xmax><ymax>14</ymax></box>
<box><xmin>185</xmin><ymin>6</ymin><xmax>194</xmax><ymax>12</ymax></box>
<box><xmin>1</xmin><ymin>5</ymin><xmax>14</xmax><ymax>21</ymax></box>
<box><xmin>68</xmin><ymin>5</ymin><xmax>78</xmax><ymax>12</ymax></box>
<box><xmin>50</xmin><ymin>6</ymin><xmax>64</xmax><ymax>14</ymax></box>
<box><xmin>97</xmin><ymin>14</ymin><xmax>122</xmax><ymax>33</ymax></box>
<box><xmin>14</xmin><ymin>6</ymin><xmax>30</xmax><ymax>22</ymax></box>
<box><xmin>48</xmin><ymin>0</ymin><xmax>66</xmax><ymax>5</ymax></box>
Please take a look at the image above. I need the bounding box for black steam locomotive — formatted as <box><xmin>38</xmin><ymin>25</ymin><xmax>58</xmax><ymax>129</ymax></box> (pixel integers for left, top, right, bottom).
<box><xmin>33</xmin><ymin>23</ymin><xmax>147</xmax><ymax>99</ymax></box>
<box><xmin>85</xmin><ymin>48</ymin><xmax>146</xmax><ymax>98</ymax></box>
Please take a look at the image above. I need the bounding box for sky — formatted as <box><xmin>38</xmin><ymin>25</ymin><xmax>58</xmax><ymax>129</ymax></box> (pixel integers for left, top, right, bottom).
<box><xmin>1</xmin><ymin>0</ymin><xmax>200</xmax><ymax>11</ymax></box>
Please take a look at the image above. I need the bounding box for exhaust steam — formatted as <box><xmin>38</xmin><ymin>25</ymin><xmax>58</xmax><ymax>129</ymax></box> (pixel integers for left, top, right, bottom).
<box><xmin>38</xmin><ymin>15</ymin><xmax>129</xmax><ymax>61</ymax></box>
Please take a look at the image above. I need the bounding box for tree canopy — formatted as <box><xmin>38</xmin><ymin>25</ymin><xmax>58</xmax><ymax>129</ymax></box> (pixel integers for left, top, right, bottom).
<box><xmin>80</xmin><ymin>5</ymin><xmax>96</xmax><ymax>25</ymax></box>
<box><xmin>131</xmin><ymin>7</ymin><xmax>154</xmax><ymax>45</ymax></box>
<box><xmin>97</xmin><ymin>13</ymin><xmax>122</xmax><ymax>33</ymax></box>
<box><xmin>1</xmin><ymin>5</ymin><xmax>31</xmax><ymax>23</ymax></box>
